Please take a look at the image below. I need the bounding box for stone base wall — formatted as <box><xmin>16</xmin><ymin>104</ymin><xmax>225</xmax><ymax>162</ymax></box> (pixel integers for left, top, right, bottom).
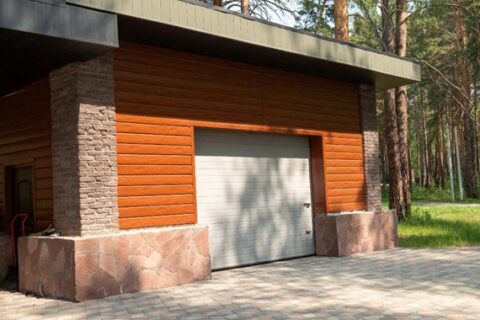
<box><xmin>315</xmin><ymin>211</ymin><xmax>399</xmax><ymax>257</ymax></box>
<box><xmin>17</xmin><ymin>226</ymin><xmax>210</xmax><ymax>301</ymax></box>
<box><xmin>0</xmin><ymin>235</ymin><xmax>11</xmax><ymax>282</ymax></box>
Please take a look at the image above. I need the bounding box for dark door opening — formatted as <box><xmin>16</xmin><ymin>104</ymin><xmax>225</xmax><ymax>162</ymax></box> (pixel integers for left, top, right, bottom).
<box><xmin>3</xmin><ymin>165</ymin><xmax>35</xmax><ymax>232</ymax></box>
<box><xmin>11</xmin><ymin>166</ymin><xmax>34</xmax><ymax>229</ymax></box>
<box><xmin>4</xmin><ymin>165</ymin><xmax>34</xmax><ymax>283</ymax></box>
<box><xmin>5</xmin><ymin>166</ymin><xmax>34</xmax><ymax>276</ymax></box>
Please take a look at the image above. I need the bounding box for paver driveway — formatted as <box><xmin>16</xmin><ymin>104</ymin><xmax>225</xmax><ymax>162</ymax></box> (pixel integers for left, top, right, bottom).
<box><xmin>1</xmin><ymin>248</ymin><xmax>479</xmax><ymax>320</ymax></box>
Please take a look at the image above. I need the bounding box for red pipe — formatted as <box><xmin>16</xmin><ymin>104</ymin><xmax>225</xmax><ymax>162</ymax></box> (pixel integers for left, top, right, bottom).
<box><xmin>10</xmin><ymin>214</ymin><xmax>29</xmax><ymax>268</ymax></box>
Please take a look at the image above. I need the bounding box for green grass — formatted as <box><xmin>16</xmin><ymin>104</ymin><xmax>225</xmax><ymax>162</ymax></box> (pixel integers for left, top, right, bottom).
<box><xmin>399</xmin><ymin>205</ymin><xmax>480</xmax><ymax>248</ymax></box>
<box><xmin>382</xmin><ymin>185</ymin><xmax>480</xmax><ymax>203</ymax></box>
<box><xmin>412</xmin><ymin>187</ymin><xmax>453</xmax><ymax>202</ymax></box>
<box><xmin>412</xmin><ymin>186</ymin><xmax>480</xmax><ymax>203</ymax></box>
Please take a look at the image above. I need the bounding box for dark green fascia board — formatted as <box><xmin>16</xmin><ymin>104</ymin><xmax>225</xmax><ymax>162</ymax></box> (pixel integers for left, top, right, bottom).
<box><xmin>66</xmin><ymin>0</ymin><xmax>420</xmax><ymax>88</ymax></box>
<box><xmin>0</xmin><ymin>0</ymin><xmax>118</xmax><ymax>47</ymax></box>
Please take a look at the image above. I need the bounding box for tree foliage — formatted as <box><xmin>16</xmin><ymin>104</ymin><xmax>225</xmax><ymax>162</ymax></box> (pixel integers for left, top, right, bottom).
<box><xmin>195</xmin><ymin>0</ymin><xmax>295</xmax><ymax>21</ymax></box>
<box><xmin>295</xmin><ymin>0</ymin><xmax>480</xmax><ymax>202</ymax></box>
<box><xmin>352</xmin><ymin>0</ymin><xmax>480</xmax><ymax>200</ymax></box>
<box><xmin>294</xmin><ymin>0</ymin><xmax>335</xmax><ymax>36</ymax></box>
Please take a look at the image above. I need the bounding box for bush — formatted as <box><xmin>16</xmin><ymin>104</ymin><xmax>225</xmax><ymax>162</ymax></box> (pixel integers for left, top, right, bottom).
<box><xmin>412</xmin><ymin>186</ymin><xmax>452</xmax><ymax>202</ymax></box>
<box><xmin>406</xmin><ymin>207</ymin><xmax>432</xmax><ymax>225</ymax></box>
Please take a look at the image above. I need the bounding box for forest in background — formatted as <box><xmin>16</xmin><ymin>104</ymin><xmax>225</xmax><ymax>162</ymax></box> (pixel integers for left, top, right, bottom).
<box><xmin>197</xmin><ymin>0</ymin><xmax>480</xmax><ymax>219</ymax></box>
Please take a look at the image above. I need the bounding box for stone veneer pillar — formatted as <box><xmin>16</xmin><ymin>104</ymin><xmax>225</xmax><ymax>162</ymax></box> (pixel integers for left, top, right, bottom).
<box><xmin>49</xmin><ymin>53</ymin><xmax>118</xmax><ymax>236</ymax></box>
<box><xmin>359</xmin><ymin>84</ymin><xmax>382</xmax><ymax>212</ymax></box>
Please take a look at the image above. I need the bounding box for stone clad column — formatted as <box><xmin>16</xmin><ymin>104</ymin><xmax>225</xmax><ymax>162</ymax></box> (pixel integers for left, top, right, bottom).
<box><xmin>49</xmin><ymin>53</ymin><xmax>118</xmax><ymax>236</ymax></box>
<box><xmin>359</xmin><ymin>84</ymin><xmax>382</xmax><ymax>212</ymax></box>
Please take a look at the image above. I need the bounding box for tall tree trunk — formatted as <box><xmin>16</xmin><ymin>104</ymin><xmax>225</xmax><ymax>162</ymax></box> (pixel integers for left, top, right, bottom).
<box><xmin>475</xmin><ymin>84</ymin><xmax>479</xmax><ymax>173</ymax></box>
<box><xmin>445</xmin><ymin>123</ymin><xmax>456</xmax><ymax>200</ymax></box>
<box><xmin>417</xmin><ymin>131</ymin><xmax>422</xmax><ymax>187</ymax></box>
<box><xmin>334</xmin><ymin>0</ymin><xmax>349</xmax><ymax>41</ymax></box>
<box><xmin>436</xmin><ymin>113</ymin><xmax>446</xmax><ymax>188</ymax></box>
<box><xmin>384</xmin><ymin>90</ymin><xmax>404</xmax><ymax>216</ymax></box>
<box><xmin>455</xmin><ymin>126</ymin><xmax>465</xmax><ymax>199</ymax></box>
<box><xmin>381</xmin><ymin>0</ymin><xmax>394</xmax><ymax>50</ymax></box>
<box><xmin>415</xmin><ymin>101</ymin><xmax>423</xmax><ymax>187</ymax></box>
<box><xmin>409</xmin><ymin>143</ymin><xmax>414</xmax><ymax>187</ymax></box>
<box><xmin>214</xmin><ymin>0</ymin><xmax>223</xmax><ymax>6</ymax></box>
<box><xmin>454</xmin><ymin>4</ymin><xmax>477</xmax><ymax>197</ymax></box>
<box><xmin>424</xmin><ymin>113</ymin><xmax>430</xmax><ymax>188</ymax></box>
<box><xmin>419</xmin><ymin>97</ymin><xmax>430</xmax><ymax>188</ymax></box>
<box><xmin>383</xmin><ymin>145</ymin><xmax>389</xmax><ymax>186</ymax></box>
<box><xmin>419</xmin><ymin>90</ymin><xmax>426</xmax><ymax>187</ymax></box>
<box><xmin>395</xmin><ymin>0</ymin><xmax>410</xmax><ymax>217</ymax></box>
<box><xmin>241</xmin><ymin>0</ymin><xmax>249</xmax><ymax>14</ymax></box>
<box><xmin>473</xmin><ymin>83</ymin><xmax>480</xmax><ymax>175</ymax></box>
<box><xmin>383</xmin><ymin>89</ymin><xmax>405</xmax><ymax>215</ymax></box>
<box><xmin>382</xmin><ymin>0</ymin><xmax>406</xmax><ymax>219</ymax></box>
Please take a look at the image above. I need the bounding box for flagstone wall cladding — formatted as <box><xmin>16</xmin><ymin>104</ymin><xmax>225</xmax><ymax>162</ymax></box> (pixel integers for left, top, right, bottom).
<box><xmin>0</xmin><ymin>235</ymin><xmax>11</xmax><ymax>282</ymax></box>
<box><xmin>17</xmin><ymin>226</ymin><xmax>210</xmax><ymax>301</ymax></box>
<box><xmin>315</xmin><ymin>210</ymin><xmax>399</xmax><ymax>257</ymax></box>
<box><xmin>359</xmin><ymin>84</ymin><xmax>382</xmax><ymax>212</ymax></box>
<box><xmin>49</xmin><ymin>53</ymin><xmax>118</xmax><ymax>236</ymax></box>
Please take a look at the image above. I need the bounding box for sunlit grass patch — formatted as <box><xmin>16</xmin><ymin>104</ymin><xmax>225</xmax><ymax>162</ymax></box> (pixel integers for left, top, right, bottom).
<box><xmin>399</xmin><ymin>205</ymin><xmax>480</xmax><ymax>248</ymax></box>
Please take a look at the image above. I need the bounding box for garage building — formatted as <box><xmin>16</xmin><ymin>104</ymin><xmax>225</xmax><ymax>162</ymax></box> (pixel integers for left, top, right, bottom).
<box><xmin>0</xmin><ymin>0</ymin><xmax>420</xmax><ymax>301</ymax></box>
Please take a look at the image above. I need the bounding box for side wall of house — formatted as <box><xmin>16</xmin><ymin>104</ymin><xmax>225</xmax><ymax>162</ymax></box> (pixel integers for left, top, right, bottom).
<box><xmin>115</xmin><ymin>42</ymin><xmax>366</xmax><ymax>229</ymax></box>
<box><xmin>0</xmin><ymin>79</ymin><xmax>53</xmax><ymax>232</ymax></box>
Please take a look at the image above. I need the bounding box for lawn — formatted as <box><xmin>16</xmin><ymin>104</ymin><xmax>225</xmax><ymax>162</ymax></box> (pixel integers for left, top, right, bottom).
<box><xmin>398</xmin><ymin>204</ymin><xmax>480</xmax><ymax>248</ymax></box>
<box><xmin>411</xmin><ymin>187</ymin><xmax>480</xmax><ymax>203</ymax></box>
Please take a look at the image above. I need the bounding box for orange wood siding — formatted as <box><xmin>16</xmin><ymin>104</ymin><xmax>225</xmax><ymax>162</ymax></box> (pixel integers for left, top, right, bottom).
<box><xmin>324</xmin><ymin>134</ymin><xmax>367</xmax><ymax>212</ymax></box>
<box><xmin>0</xmin><ymin>79</ymin><xmax>53</xmax><ymax>232</ymax></box>
<box><xmin>115</xmin><ymin>42</ymin><xmax>367</xmax><ymax>229</ymax></box>
<box><xmin>116</xmin><ymin>112</ymin><xmax>197</xmax><ymax>229</ymax></box>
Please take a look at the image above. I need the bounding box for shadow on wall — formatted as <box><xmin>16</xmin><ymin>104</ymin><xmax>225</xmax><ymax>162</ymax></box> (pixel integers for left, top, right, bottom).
<box><xmin>195</xmin><ymin>129</ymin><xmax>315</xmax><ymax>269</ymax></box>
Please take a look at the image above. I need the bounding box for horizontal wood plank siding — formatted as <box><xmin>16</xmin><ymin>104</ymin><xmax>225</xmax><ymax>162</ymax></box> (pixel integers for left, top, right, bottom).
<box><xmin>324</xmin><ymin>135</ymin><xmax>367</xmax><ymax>212</ymax></box>
<box><xmin>116</xmin><ymin>109</ymin><xmax>196</xmax><ymax>229</ymax></box>
<box><xmin>115</xmin><ymin>42</ymin><xmax>367</xmax><ymax>229</ymax></box>
<box><xmin>0</xmin><ymin>79</ymin><xmax>53</xmax><ymax>232</ymax></box>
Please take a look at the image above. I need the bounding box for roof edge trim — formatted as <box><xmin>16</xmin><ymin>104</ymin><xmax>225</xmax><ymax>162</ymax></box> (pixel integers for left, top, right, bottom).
<box><xmin>66</xmin><ymin>0</ymin><xmax>420</xmax><ymax>86</ymax></box>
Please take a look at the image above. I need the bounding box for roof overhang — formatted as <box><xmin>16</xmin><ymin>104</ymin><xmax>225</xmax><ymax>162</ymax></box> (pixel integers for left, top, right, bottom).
<box><xmin>0</xmin><ymin>0</ymin><xmax>118</xmax><ymax>96</ymax></box>
<box><xmin>68</xmin><ymin>0</ymin><xmax>421</xmax><ymax>89</ymax></box>
<box><xmin>0</xmin><ymin>0</ymin><xmax>420</xmax><ymax>96</ymax></box>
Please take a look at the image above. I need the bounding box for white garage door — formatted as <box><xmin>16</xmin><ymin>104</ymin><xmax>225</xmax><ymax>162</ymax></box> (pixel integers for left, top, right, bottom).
<box><xmin>195</xmin><ymin>129</ymin><xmax>315</xmax><ymax>269</ymax></box>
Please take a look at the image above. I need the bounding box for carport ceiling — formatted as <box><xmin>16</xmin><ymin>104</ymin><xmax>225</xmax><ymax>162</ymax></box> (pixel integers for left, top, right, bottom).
<box><xmin>0</xmin><ymin>0</ymin><xmax>117</xmax><ymax>96</ymax></box>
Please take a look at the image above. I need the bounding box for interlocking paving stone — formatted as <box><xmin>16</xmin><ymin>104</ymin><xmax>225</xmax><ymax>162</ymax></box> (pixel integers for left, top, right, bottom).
<box><xmin>0</xmin><ymin>248</ymin><xmax>479</xmax><ymax>319</ymax></box>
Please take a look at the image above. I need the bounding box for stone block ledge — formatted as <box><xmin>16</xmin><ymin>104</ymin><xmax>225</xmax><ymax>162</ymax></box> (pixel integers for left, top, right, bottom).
<box><xmin>28</xmin><ymin>224</ymin><xmax>201</xmax><ymax>240</ymax></box>
<box><xmin>315</xmin><ymin>210</ymin><xmax>399</xmax><ymax>257</ymax></box>
<box><xmin>17</xmin><ymin>225</ymin><xmax>211</xmax><ymax>301</ymax></box>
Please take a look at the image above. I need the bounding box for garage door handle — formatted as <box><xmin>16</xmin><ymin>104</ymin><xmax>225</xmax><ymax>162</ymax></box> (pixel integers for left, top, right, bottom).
<box><xmin>303</xmin><ymin>203</ymin><xmax>311</xmax><ymax>208</ymax></box>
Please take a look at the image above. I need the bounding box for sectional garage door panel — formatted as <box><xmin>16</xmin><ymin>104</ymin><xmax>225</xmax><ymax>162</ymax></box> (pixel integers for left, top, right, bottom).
<box><xmin>195</xmin><ymin>129</ymin><xmax>315</xmax><ymax>269</ymax></box>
